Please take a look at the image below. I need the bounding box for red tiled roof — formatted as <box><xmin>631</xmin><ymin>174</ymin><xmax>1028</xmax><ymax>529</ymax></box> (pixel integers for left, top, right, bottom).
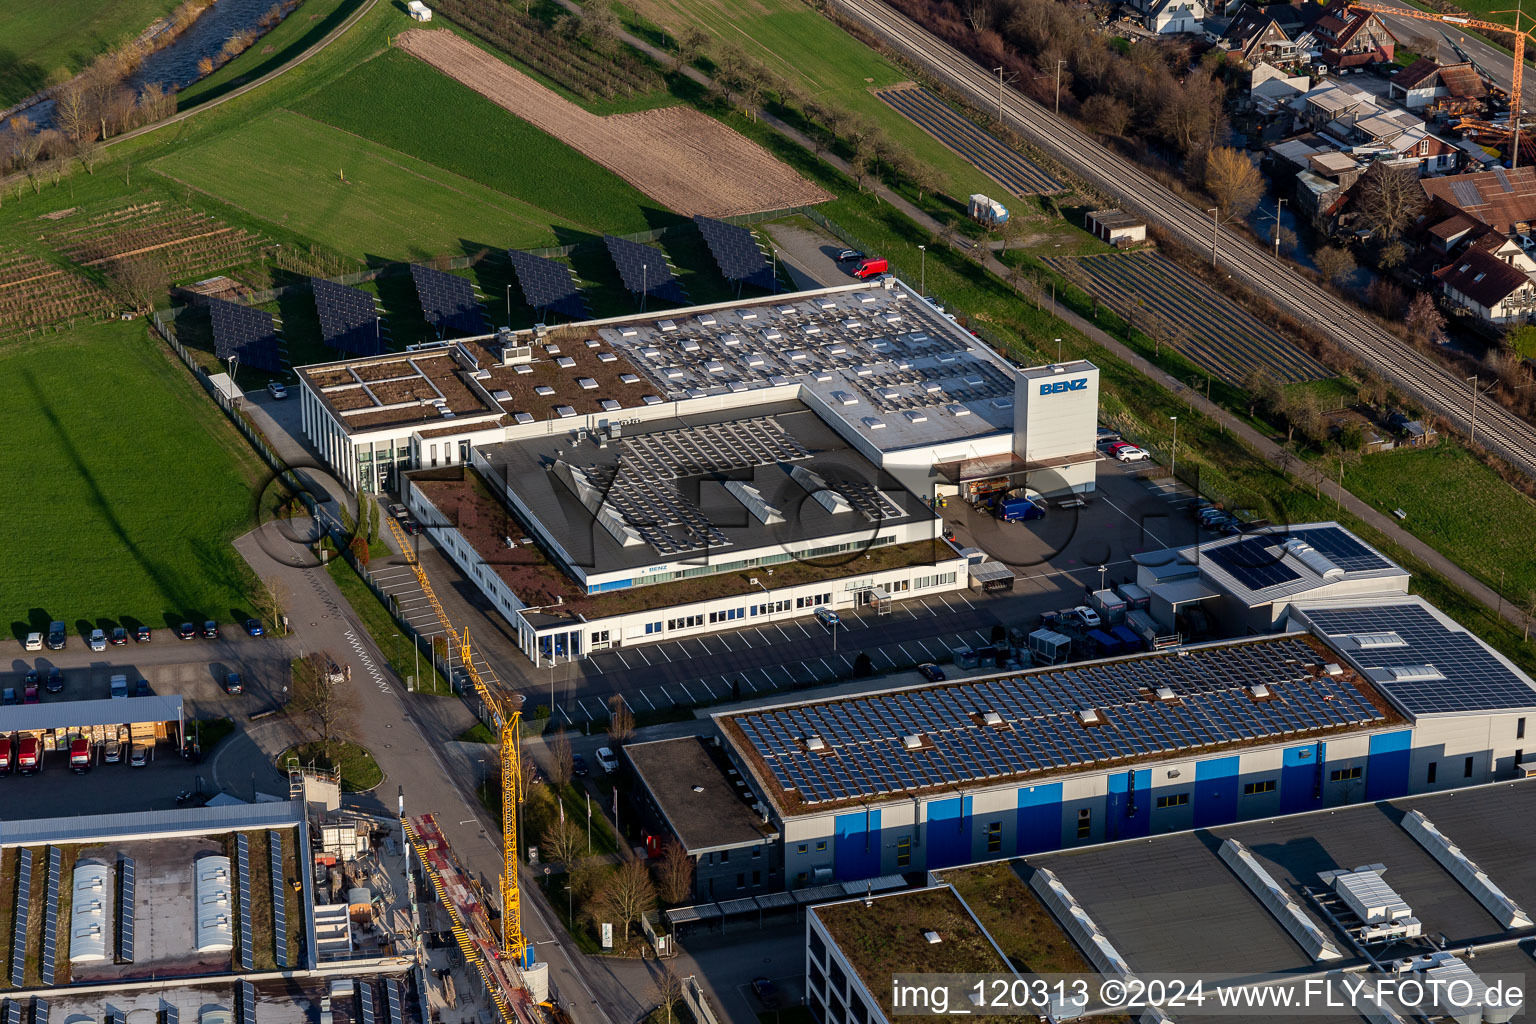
<box><xmin>1421</xmin><ymin>166</ymin><xmax>1536</xmax><ymax>233</ymax></box>
<box><xmin>1392</xmin><ymin>58</ymin><xmax>1439</xmax><ymax>90</ymax></box>
<box><xmin>1433</xmin><ymin>246</ymin><xmax>1532</xmax><ymax>307</ymax></box>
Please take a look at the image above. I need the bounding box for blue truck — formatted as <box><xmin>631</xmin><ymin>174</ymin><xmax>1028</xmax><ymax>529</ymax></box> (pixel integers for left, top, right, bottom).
<box><xmin>999</xmin><ymin>495</ymin><xmax>1046</xmax><ymax>522</ymax></box>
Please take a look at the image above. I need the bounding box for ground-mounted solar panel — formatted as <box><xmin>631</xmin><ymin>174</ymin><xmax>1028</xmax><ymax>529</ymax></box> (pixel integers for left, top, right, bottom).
<box><xmin>268</xmin><ymin>831</ymin><xmax>287</xmax><ymax>969</ymax></box>
<box><xmin>409</xmin><ymin>264</ymin><xmax>483</xmax><ymax>337</ymax></box>
<box><xmin>41</xmin><ymin>847</ymin><xmax>60</xmax><ymax>985</ymax></box>
<box><xmin>694</xmin><ymin>216</ymin><xmax>775</xmax><ymax>291</ymax></box>
<box><xmin>207</xmin><ymin>297</ymin><xmax>284</xmax><ymax>374</ymax></box>
<box><xmin>360</xmin><ymin>980</ymin><xmax>377</xmax><ymax>1024</ymax></box>
<box><xmin>508</xmin><ymin>250</ymin><xmax>585</xmax><ymax>320</ymax></box>
<box><xmin>117</xmin><ymin>856</ymin><xmax>135</xmax><ymax>963</ymax></box>
<box><xmin>240</xmin><ymin>981</ymin><xmax>257</xmax><ymax>1024</ymax></box>
<box><xmin>11</xmin><ymin>849</ymin><xmax>32</xmax><ymax>986</ymax></box>
<box><xmin>603</xmin><ymin>235</ymin><xmax>687</xmax><ymax>305</ymax></box>
<box><xmin>1205</xmin><ymin>536</ymin><xmax>1301</xmax><ymax>592</ymax></box>
<box><xmin>385</xmin><ymin>979</ymin><xmax>403</xmax><ymax>1024</ymax></box>
<box><xmin>312</xmin><ymin>278</ymin><xmax>383</xmax><ymax>356</ymax></box>
<box><xmin>235</xmin><ymin>833</ymin><xmax>254</xmax><ymax>971</ymax></box>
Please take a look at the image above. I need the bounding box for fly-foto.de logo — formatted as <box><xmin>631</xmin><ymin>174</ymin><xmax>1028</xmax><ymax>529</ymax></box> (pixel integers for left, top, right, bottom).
<box><xmin>1039</xmin><ymin>378</ymin><xmax>1088</xmax><ymax>395</ymax></box>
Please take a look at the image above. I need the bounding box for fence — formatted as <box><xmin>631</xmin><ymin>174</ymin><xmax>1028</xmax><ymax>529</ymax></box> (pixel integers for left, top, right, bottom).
<box><xmin>681</xmin><ymin>976</ymin><xmax>721</xmax><ymax>1024</ymax></box>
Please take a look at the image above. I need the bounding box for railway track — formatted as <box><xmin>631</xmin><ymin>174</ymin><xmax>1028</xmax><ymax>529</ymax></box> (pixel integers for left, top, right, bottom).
<box><xmin>832</xmin><ymin>0</ymin><xmax>1536</xmax><ymax>479</ymax></box>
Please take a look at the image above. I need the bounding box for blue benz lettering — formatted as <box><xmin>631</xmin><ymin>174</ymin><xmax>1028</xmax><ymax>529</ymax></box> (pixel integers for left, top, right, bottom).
<box><xmin>1039</xmin><ymin>377</ymin><xmax>1088</xmax><ymax>395</ymax></box>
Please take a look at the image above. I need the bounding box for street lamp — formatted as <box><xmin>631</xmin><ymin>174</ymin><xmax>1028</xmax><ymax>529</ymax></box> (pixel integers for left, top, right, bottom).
<box><xmin>505</xmin><ymin>284</ymin><xmax>511</xmax><ymax>325</ymax></box>
<box><xmin>1467</xmin><ymin>374</ymin><xmax>1497</xmax><ymax>445</ymax></box>
<box><xmin>1272</xmin><ymin>198</ymin><xmax>1286</xmax><ymax>261</ymax></box>
<box><xmin>1169</xmin><ymin>415</ymin><xmax>1179</xmax><ymax>484</ymax></box>
<box><xmin>1054</xmin><ymin>59</ymin><xmax>1068</xmax><ymax>115</ymax></box>
<box><xmin>1207</xmin><ymin>207</ymin><xmax>1220</xmax><ymax>267</ymax></box>
<box><xmin>1097</xmin><ymin>564</ymin><xmax>1107</xmax><ymax>594</ymax></box>
<box><xmin>918</xmin><ymin>244</ymin><xmax>926</xmax><ymax>296</ymax></box>
<box><xmin>1055</xmin><ymin>337</ymin><xmax>1062</xmax><ymax>362</ymax></box>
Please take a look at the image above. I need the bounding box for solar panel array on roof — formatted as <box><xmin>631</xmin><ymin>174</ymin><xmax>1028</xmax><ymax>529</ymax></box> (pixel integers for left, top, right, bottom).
<box><xmin>239</xmin><ymin>981</ymin><xmax>256</xmax><ymax>1024</ymax></box>
<box><xmin>34</xmin><ymin>998</ymin><xmax>49</xmax><ymax>1024</ymax></box>
<box><xmin>1304</xmin><ymin>603</ymin><xmax>1536</xmax><ymax>714</ymax></box>
<box><xmin>235</xmin><ymin>832</ymin><xmax>254</xmax><ymax>971</ymax></box>
<box><xmin>409</xmin><ymin>264</ymin><xmax>483</xmax><ymax>336</ymax></box>
<box><xmin>10</xmin><ymin>849</ymin><xmax>31</xmax><ymax>985</ymax></box>
<box><xmin>508</xmin><ymin>250</ymin><xmax>585</xmax><ymax>320</ymax></box>
<box><xmin>360</xmin><ymin>979</ymin><xmax>377</xmax><ymax>1024</ymax></box>
<box><xmin>1290</xmin><ymin>525</ymin><xmax>1391</xmax><ymax>573</ymax></box>
<box><xmin>312</xmin><ymin>278</ymin><xmax>383</xmax><ymax>356</ymax></box>
<box><xmin>604</xmin><ymin>235</ymin><xmax>687</xmax><ymax>304</ymax></box>
<box><xmin>268</xmin><ymin>830</ymin><xmax>287</xmax><ymax>968</ymax></box>
<box><xmin>208</xmin><ymin>297</ymin><xmax>283</xmax><ymax>373</ymax></box>
<box><xmin>732</xmin><ymin>636</ymin><xmax>1386</xmax><ymax>805</ymax></box>
<box><xmin>694</xmin><ymin>216</ymin><xmax>775</xmax><ymax>290</ymax></box>
<box><xmin>117</xmin><ymin>856</ymin><xmax>135</xmax><ymax>963</ymax></box>
<box><xmin>41</xmin><ymin>847</ymin><xmax>60</xmax><ymax>985</ymax></box>
<box><xmin>4</xmin><ymin>1001</ymin><xmax>18</xmax><ymax>1024</ymax></box>
<box><xmin>385</xmin><ymin>979</ymin><xmax>404</xmax><ymax>1024</ymax></box>
<box><xmin>1205</xmin><ymin>536</ymin><xmax>1302</xmax><ymax>592</ymax></box>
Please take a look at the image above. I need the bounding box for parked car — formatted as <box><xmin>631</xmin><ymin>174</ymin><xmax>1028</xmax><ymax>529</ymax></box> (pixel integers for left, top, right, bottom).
<box><xmin>224</xmin><ymin>673</ymin><xmax>244</xmax><ymax>695</ymax></box>
<box><xmin>88</xmin><ymin>628</ymin><xmax>107</xmax><ymax>651</ymax></box>
<box><xmin>45</xmin><ymin>667</ymin><xmax>62</xmax><ymax>693</ymax></box>
<box><xmin>852</xmin><ymin>256</ymin><xmax>888</xmax><ymax>279</ymax></box>
<box><xmin>202</xmin><ymin>620</ymin><xmax>220</xmax><ymax>639</ymax></box>
<box><xmin>1070</xmin><ymin>605</ymin><xmax>1102</xmax><ymax>629</ymax></box>
<box><xmin>1</xmin><ymin>688</ymin><xmax>15</xmax><ymax>705</ymax></box>
<box><xmin>571</xmin><ymin>754</ymin><xmax>589</xmax><ymax>777</ymax></box>
<box><xmin>917</xmin><ymin>663</ymin><xmax>946</xmax><ymax>682</ymax></box>
<box><xmin>135</xmin><ymin>678</ymin><xmax>151</xmax><ymax>697</ymax></box>
<box><xmin>103</xmin><ymin>738</ymin><xmax>122</xmax><ymax>764</ymax></box>
<box><xmin>110</xmin><ymin>674</ymin><xmax>129</xmax><ymax>699</ymax></box>
<box><xmin>135</xmin><ymin>624</ymin><xmax>152</xmax><ymax>642</ymax></box>
<box><xmin>402</xmin><ymin>517</ymin><xmax>424</xmax><ymax>536</ymax></box>
<box><xmin>110</xmin><ymin>626</ymin><xmax>128</xmax><ymax>646</ymax></box>
<box><xmin>595</xmin><ymin>746</ymin><xmax>619</xmax><ymax>773</ymax></box>
<box><xmin>814</xmin><ymin>607</ymin><xmax>841</xmax><ymax>628</ymax></box>
<box><xmin>268</xmin><ymin>381</ymin><xmax>288</xmax><ymax>399</ymax></box>
<box><xmin>46</xmin><ymin>620</ymin><xmax>67</xmax><ymax>650</ymax></box>
<box><xmin>245</xmin><ymin>618</ymin><xmax>264</xmax><ymax>637</ymax></box>
<box><xmin>1096</xmin><ymin>426</ymin><xmax>1122</xmax><ymax>443</ymax></box>
<box><xmin>835</xmin><ymin>248</ymin><xmax>864</xmax><ymax>263</ymax></box>
<box><xmin>1114</xmin><ymin>445</ymin><xmax>1150</xmax><ymax>463</ymax></box>
<box><xmin>178</xmin><ymin>622</ymin><xmax>196</xmax><ymax>640</ymax></box>
<box><xmin>24</xmin><ymin>632</ymin><xmax>42</xmax><ymax>652</ymax></box>
<box><xmin>23</xmin><ymin>681</ymin><xmax>39</xmax><ymax>704</ymax></box>
<box><xmin>129</xmin><ymin>744</ymin><xmax>149</xmax><ymax>768</ymax></box>
<box><xmin>388</xmin><ymin>503</ymin><xmax>411</xmax><ymax>521</ymax></box>
<box><xmin>751</xmin><ymin>978</ymin><xmax>780</xmax><ymax>1009</ymax></box>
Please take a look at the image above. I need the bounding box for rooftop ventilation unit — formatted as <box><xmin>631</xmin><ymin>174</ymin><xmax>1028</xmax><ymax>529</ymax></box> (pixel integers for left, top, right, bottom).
<box><xmin>1319</xmin><ymin>865</ymin><xmax>1422</xmax><ymax>941</ymax></box>
<box><xmin>902</xmin><ymin>733</ymin><xmax>925</xmax><ymax>750</ymax></box>
<box><xmin>1282</xmin><ymin>538</ymin><xmax>1344</xmax><ymax>580</ymax></box>
<box><xmin>804</xmin><ymin>735</ymin><xmax>826</xmax><ymax>752</ymax></box>
<box><xmin>1077</xmin><ymin>708</ymin><xmax>1103</xmax><ymax>727</ymax></box>
<box><xmin>1154</xmin><ymin>686</ymin><xmax>1177</xmax><ymax>702</ymax></box>
<box><xmin>657</xmin><ymin>319</ymin><xmax>678</xmax><ymax>332</ymax></box>
<box><xmin>691</xmin><ymin>785</ymin><xmax>705</xmax><ymax>793</ymax></box>
<box><xmin>696</xmin><ymin>313</ymin><xmax>717</xmax><ymax>327</ymax></box>
<box><xmin>981</xmin><ymin>711</ymin><xmax>1003</xmax><ymax>727</ymax></box>
<box><xmin>922</xmin><ymin>930</ymin><xmax>941</xmax><ymax>944</ymax></box>
<box><xmin>1248</xmin><ymin>683</ymin><xmax>1273</xmax><ymax>700</ymax></box>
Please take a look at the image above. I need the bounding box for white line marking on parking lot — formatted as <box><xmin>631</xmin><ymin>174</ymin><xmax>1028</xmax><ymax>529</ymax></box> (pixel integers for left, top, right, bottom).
<box><xmin>678</xmin><ymin>680</ymin><xmax>696</xmax><ymax>702</ymax></box>
<box><xmin>760</xmin><ymin>667</ymin><xmax>776</xmax><ymax>686</ymax></box>
<box><xmin>714</xmin><ymin>635</ymin><xmax>734</xmax><ymax>653</ymax></box>
<box><xmin>774</xmin><ymin>625</ymin><xmax>792</xmax><ymax>642</ymax></box>
<box><xmin>698</xmin><ymin>678</ymin><xmax>718</xmax><ymax>698</ymax></box>
<box><xmin>658</xmin><ymin>684</ymin><xmax>675</xmax><ymax>704</ymax></box>
<box><xmin>639</xmin><ymin>690</ymin><xmax>655</xmax><ymax>710</ymax></box>
<box><xmin>953</xmin><ymin>592</ymin><xmax>976</xmax><ymax>610</ymax></box>
<box><xmin>635</xmin><ymin>647</ymin><xmax>652</xmax><ymax>666</ymax></box>
<box><xmin>916</xmin><ymin>639</ymin><xmax>938</xmax><ymax>659</ymax></box>
<box><xmin>876</xmin><ymin>648</ymin><xmax>897</xmax><ymax>668</ymax></box>
<box><xmin>613</xmin><ymin>650</ymin><xmax>631</xmax><ymax>669</ymax></box>
<box><xmin>696</xmin><ymin>636</ymin><xmax>716</xmax><ymax>655</ymax></box>
<box><xmin>657</xmin><ymin>645</ymin><xmax>673</xmax><ymax>663</ymax></box>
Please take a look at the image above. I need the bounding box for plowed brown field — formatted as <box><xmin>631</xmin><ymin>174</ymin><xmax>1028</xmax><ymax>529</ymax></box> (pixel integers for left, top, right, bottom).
<box><xmin>396</xmin><ymin>29</ymin><xmax>833</xmax><ymax>217</ymax></box>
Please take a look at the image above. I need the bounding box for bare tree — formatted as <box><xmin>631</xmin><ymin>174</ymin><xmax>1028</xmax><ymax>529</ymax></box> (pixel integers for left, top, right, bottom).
<box><xmin>106</xmin><ymin>255</ymin><xmax>169</xmax><ymax>314</ymax></box>
<box><xmin>673</xmin><ymin>27</ymin><xmax>709</xmax><ymax>71</ymax></box>
<box><xmin>1356</xmin><ymin>162</ymin><xmax>1424</xmax><ymax>240</ymax></box>
<box><xmin>1315</xmin><ymin>246</ymin><xmax>1356</xmax><ymax>287</ymax></box>
<box><xmin>540</xmin><ymin>817</ymin><xmax>584</xmax><ymax>867</ymax></box>
<box><xmin>655</xmin><ymin>840</ymin><xmax>695</xmax><ymax>904</ymax></box>
<box><xmin>1405</xmin><ymin>291</ymin><xmax>1447</xmax><ymax>346</ymax></box>
<box><xmin>54</xmin><ymin>82</ymin><xmax>93</xmax><ymax>143</ymax></box>
<box><xmin>261</xmin><ymin>575</ymin><xmax>292</xmax><ymax>636</ymax></box>
<box><xmin>290</xmin><ymin>652</ymin><xmax>359</xmax><ymax>757</ymax></box>
<box><xmin>1204</xmin><ymin>147</ymin><xmax>1262</xmax><ymax>218</ymax></box>
<box><xmin>1378</xmin><ymin>240</ymin><xmax>1407</xmax><ymax>270</ymax></box>
<box><xmin>594</xmin><ymin>859</ymin><xmax>657</xmax><ymax>941</ymax></box>
<box><xmin>1081</xmin><ymin>93</ymin><xmax>1130</xmax><ymax>135</ymax></box>
<box><xmin>548</xmin><ymin>728</ymin><xmax>573</xmax><ymax>788</ymax></box>
<box><xmin>965</xmin><ymin>0</ymin><xmax>993</xmax><ymax>32</ymax></box>
<box><xmin>655</xmin><ymin>967</ymin><xmax>684</xmax><ymax>1024</ymax></box>
<box><xmin>608</xmin><ymin>696</ymin><xmax>634</xmax><ymax>744</ymax></box>
<box><xmin>76</xmin><ymin>137</ymin><xmax>102</xmax><ymax>174</ymax></box>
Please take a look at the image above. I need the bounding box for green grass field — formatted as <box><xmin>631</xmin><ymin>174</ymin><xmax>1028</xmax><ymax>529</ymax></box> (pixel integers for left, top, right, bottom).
<box><xmin>620</xmin><ymin>0</ymin><xmax>997</xmax><ymax>199</ymax></box>
<box><xmin>151</xmin><ymin>109</ymin><xmax>601</xmax><ymax>259</ymax></box>
<box><xmin>0</xmin><ymin>321</ymin><xmax>265</xmax><ymax>637</ymax></box>
<box><xmin>292</xmin><ymin>48</ymin><xmax>664</xmax><ymax>237</ymax></box>
<box><xmin>0</xmin><ymin>0</ymin><xmax>182</xmax><ymax>105</ymax></box>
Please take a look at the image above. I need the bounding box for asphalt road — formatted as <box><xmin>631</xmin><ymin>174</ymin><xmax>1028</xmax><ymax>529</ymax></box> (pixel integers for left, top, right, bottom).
<box><xmin>831</xmin><ymin>0</ymin><xmax>1536</xmax><ymax>481</ymax></box>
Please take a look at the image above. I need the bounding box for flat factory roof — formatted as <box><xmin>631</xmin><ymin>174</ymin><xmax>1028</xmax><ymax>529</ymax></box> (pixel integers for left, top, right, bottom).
<box><xmin>193</xmin><ymin>855</ymin><xmax>234</xmax><ymax>953</ymax></box>
<box><xmin>1185</xmin><ymin>522</ymin><xmax>1407</xmax><ymax>606</ymax></box>
<box><xmin>475</xmin><ymin>401</ymin><xmax>935</xmax><ymax>575</ymax></box>
<box><xmin>588</xmin><ymin>282</ymin><xmax>1019</xmax><ymax>452</ymax></box>
<box><xmin>0</xmin><ymin>694</ymin><xmax>183</xmax><ymax>732</ymax></box>
<box><xmin>1292</xmin><ymin>595</ymin><xmax>1536</xmax><ymax>716</ymax></box>
<box><xmin>624</xmin><ymin>736</ymin><xmax>775</xmax><ymax>853</ymax></box>
<box><xmin>721</xmin><ymin>634</ymin><xmax>1398</xmax><ymax>813</ymax></box>
<box><xmin>0</xmin><ymin>801</ymin><xmax>302</xmax><ymax>848</ymax></box>
<box><xmin>1025</xmin><ymin>779</ymin><xmax>1536</xmax><ymax>979</ymax></box>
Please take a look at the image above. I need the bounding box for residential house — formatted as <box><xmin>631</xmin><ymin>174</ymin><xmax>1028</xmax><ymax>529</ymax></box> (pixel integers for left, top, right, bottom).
<box><xmin>1146</xmin><ymin>0</ymin><xmax>1206</xmax><ymax>35</ymax></box>
<box><xmin>1249</xmin><ymin>63</ymin><xmax>1311</xmax><ymax>114</ymax></box>
<box><xmin>1389</xmin><ymin>59</ymin><xmax>1488</xmax><ymax>113</ymax></box>
<box><xmin>1269</xmin><ymin>135</ymin><xmax>1364</xmax><ymax>232</ymax></box>
<box><xmin>1433</xmin><ymin>245</ymin><xmax>1536</xmax><ymax>321</ymax></box>
<box><xmin>1339</xmin><ymin>109</ymin><xmax>1459</xmax><ymax>174</ymax></box>
<box><xmin>1312</xmin><ymin>0</ymin><xmax>1398</xmax><ymax>68</ymax></box>
<box><xmin>1293</xmin><ymin>79</ymin><xmax>1379</xmax><ymax>132</ymax></box>
<box><xmin>1421</xmin><ymin>165</ymin><xmax>1536</xmax><ymax>234</ymax></box>
<box><xmin>1226</xmin><ymin>9</ymin><xmax>1301</xmax><ymax>63</ymax></box>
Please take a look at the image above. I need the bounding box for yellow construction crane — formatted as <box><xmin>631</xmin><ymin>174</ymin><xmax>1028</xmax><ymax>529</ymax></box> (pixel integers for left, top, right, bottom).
<box><xmin>386</xmin><ymin>514</ymin><xmax>526</xmax><ymax>963</ymax></box>
<box><xmin>1346</xmin><ymin>1</ymin><xmax>1536</xmax><ymax>162</ymax></box>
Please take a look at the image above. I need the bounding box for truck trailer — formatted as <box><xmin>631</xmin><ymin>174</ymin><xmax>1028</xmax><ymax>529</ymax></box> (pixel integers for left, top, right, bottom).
<box><xmin>968</xmin><ymin>194</ymin><xmax>1010</xmax><ymax>227</ymax></box>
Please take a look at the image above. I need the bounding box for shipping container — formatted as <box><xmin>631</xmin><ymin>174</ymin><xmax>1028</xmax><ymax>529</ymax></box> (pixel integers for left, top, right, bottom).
<box><xmin>968</xmin><ymin>193</ymin><xmax>1010</xmax><ymax>226</ymax></box>
<box><xmin>1090</xmin><ymin>588</ymin><xmax>1127</xmax><ymax>624</ymax></box>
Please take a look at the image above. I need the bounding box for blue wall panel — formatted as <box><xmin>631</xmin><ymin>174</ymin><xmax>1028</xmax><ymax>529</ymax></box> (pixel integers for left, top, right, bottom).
<box><xmin>1366</xmin><ymin>730</ymin><xmax>1412</xmax><ymax>801</ymax></box>
<box><xmin>926</xmin><ymin>796</ymin><xmax>973</xmax><ymax>868</ymax></box>
<box><xmin>1106</xmin><ymin>769</ymin><xmax>1151</xmax><ymax>840</ymax></box>
<box><xmin>1281</xmin><ymin>743</ymin><xmax>1323</xmax><ymax>814</ymax></box>
<box><xmin>1194</xmin><ymin>756</ymin><xmax>1239</xmax><ymax>828</ymax></box>
<box><xmin>1016</xmin><ymin>784</ymin><xmax>1063</xmax><ymax>854</ymax></box>
<box><xmin>834</xmin><ymin>809</ymin><xmax>882</xmax><ymax>881</ymax></box>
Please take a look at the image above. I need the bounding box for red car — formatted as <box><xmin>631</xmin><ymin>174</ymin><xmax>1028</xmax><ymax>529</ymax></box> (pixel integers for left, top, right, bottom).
<box><xmin>852</xmin><ymin>256</ymin><xmax>888</xmax><ymax>279</ymax></box>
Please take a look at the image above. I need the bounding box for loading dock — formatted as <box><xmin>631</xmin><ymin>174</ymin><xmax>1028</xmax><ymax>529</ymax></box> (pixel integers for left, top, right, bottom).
<box><xmin>0</xmin><ymin>696</ymin><xmax>185</xmax><ymax>759</ymax></box>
